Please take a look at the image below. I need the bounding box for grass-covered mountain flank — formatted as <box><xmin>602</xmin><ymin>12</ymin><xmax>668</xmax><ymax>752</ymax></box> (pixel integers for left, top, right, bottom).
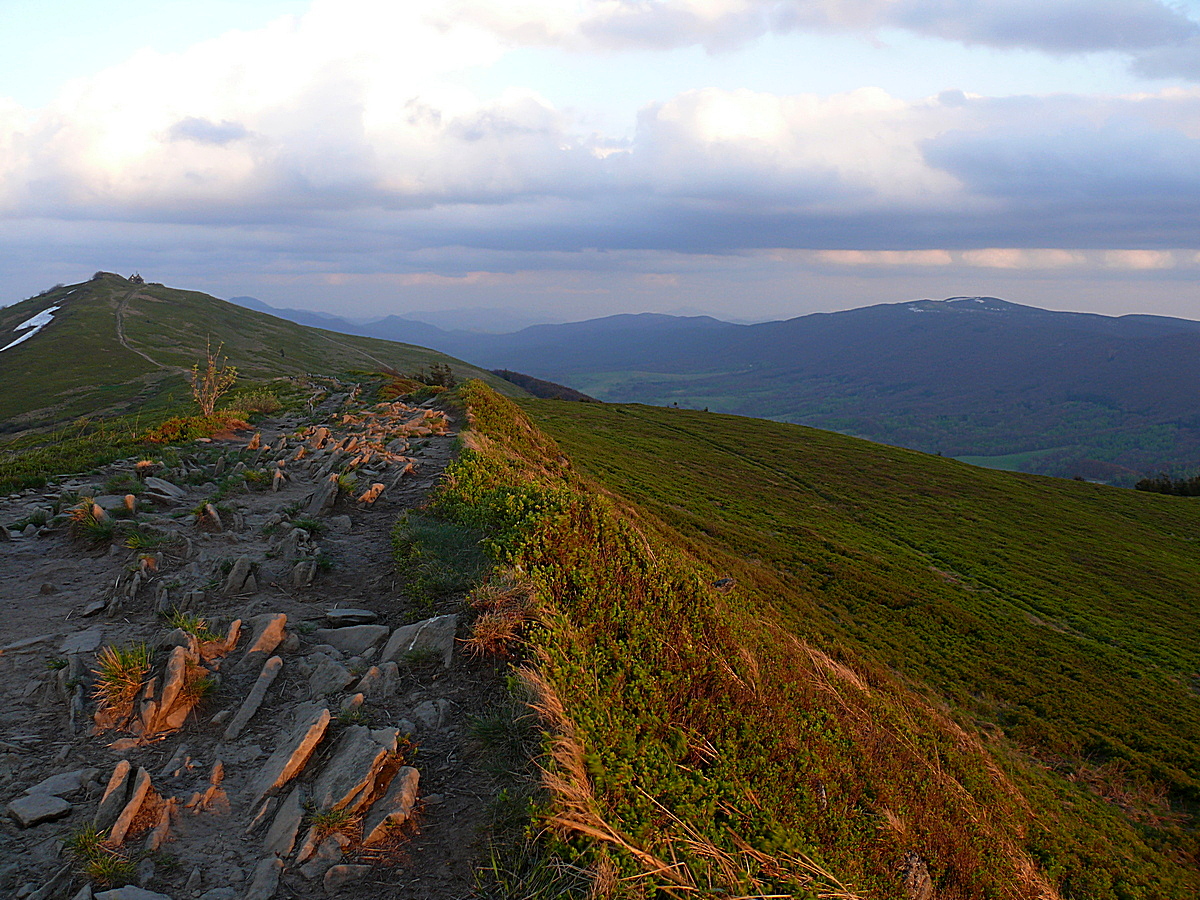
<box><xmin>0</xmin><ymin>273</ymin><xmax>516</xmax><ymax>434</ymax></box>
<box><xmin>437</xmin><ymin>385</ymin><xmax>1200</xmax><ymax>899</ymax></box>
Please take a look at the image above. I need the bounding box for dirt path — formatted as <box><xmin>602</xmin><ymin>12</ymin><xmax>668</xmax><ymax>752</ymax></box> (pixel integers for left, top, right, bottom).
<box><xmin>0</xmin><ymin>386</ymin><xmax>504</xmax><ymax>899</ymax></box>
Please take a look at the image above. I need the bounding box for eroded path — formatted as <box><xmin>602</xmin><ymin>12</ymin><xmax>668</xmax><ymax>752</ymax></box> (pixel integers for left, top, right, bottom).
<box><xmin>0</xmin><ymin>387</ymin><xmax>503</xmax><ymax>900</ymax></box>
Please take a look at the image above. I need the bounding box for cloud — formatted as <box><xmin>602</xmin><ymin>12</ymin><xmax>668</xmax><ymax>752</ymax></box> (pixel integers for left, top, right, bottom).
<box><xmin>440</xmin><ymin>1</ymin><xmax>1200</xmax><ymax>76</ymax></box>
<box><xmin>168</xmin><ymin>117</ymin><xmax>250</xmax><ymax>145</ymax></box>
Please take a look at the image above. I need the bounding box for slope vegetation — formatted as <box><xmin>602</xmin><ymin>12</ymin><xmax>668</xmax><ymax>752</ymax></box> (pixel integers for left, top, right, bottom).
<box><xmin>439</xmin><ymin>385</ymin><xmax>1199</xmax><ymax>899</ymax></box>
<box><xmin>0</xmin><ymin>273</ymin><xmax>517</xmax><ymax>433</ymax></box>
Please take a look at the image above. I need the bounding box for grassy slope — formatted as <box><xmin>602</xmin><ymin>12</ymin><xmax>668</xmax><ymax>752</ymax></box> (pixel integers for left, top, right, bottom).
<box><xmin>443</xmin><ymin>390</ymin><xmax>1197</xmax><ymax>898</ymax></box>
<box><xmin>0</xmin><ymin>273</ymin><xmax>520</xmax><ymax>431</ymax></box>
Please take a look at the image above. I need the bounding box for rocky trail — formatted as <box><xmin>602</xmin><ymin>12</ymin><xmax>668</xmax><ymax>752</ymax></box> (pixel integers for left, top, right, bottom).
<box><xmin>0</xmin><ymin>385</ymin><xmax>507</xmax><ymax>900</ymax></box>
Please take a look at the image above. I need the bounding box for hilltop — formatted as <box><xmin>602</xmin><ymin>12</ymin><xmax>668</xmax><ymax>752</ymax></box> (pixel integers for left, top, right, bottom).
<box><xmin>0</xmin><ymin>273</ymin><xmax>518</xmax><ymax>435</ymax></box>
<box><xmin>238</xmin><ymin>294</ymin><xmax>1200</xmax><ymax>482</ymax></box>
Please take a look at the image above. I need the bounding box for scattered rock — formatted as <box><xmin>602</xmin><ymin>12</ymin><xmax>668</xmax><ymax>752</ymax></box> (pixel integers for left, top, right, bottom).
<box><xmin>197</xmin><ymin>503</ymin><xmax>224</xmax><ymax>533</ymax></box>
<box><xmin>308</xmin><ymin>659</ymin><xmax>354</xmax><ymax>699</ymax></box>
<box><xmin>329</xmin><ymin>515</ymin><xmax>352</xmax><ymax>533</ymax></box>
<box><xmin>310</xmin><ymin>725</ymin><xmax>394</xmax><ymax>813</ymax></box>
<box><xmin>380</xmin><ymin>614</ymin><xmax>457</xmax><ymax>668</ymax></box>
<box><xmin>291</xmin><ymin>560</ymin><xmax>317</xmax><ymax>588</ymax></box>
<box><xmin>26</xmin><ymin>767</ymin><xmax>98</xmax><ymax>798</ymax></box>
<box><xmin>311</xmin><ymin>625</ymin><xmax>388</xmax><ymax>657</ymax></box>
<box><xmin>223</xmin><ymin>556</ymin><xmax>254</xmax><ymax>594</ymax></box>
<box><xmin>198</xmin><ymin>890</ymin><xmax>235</xmax><ymax>900</ymax></box>
<box><xmin>60</xmin><ymin>627</ymin><xmax>104</xmax><ymax>655</ymax></box>
<box><xmin>7</xmin><ymin>793</ymin><xmax>72</xmax><ymax>827</ymax></box>
<box><xmin>107</xmin><ymin>766</ymin><xmax>154</xmax><ymax>846</ymax></box>
<box><xmin>305</xmin><ymin>474</ymin><xmax>340</xmax><ymax>517</ymax></box>
<box><xmin>143</xmin><ymin>477</ymin><xmax>185</xmax><ymax>501</ymax></box>
<box><xmin>324</xmin><ymin>608</ymin><xmax>377</xmax><ymax>627</ymax></box>
<box><xmin>323</xmin><ymin>864</ymin><xmax>372</xmax><ymax>893</ymax></box>
<box><xmin>263</xmin><ymin>786</ymin><xmax>303</xmax><ymax>857</ymax></box>
<box><xmin>299</xmin><ymin>833</ymin><xmax>349</xmax><ymax>881</ymax></box>
<box><xmin>224</xmin><ymin>656</ymin><xmax>284</xmax><ymax>741</ymax></box>
<box><xmin>94</xmin><ymin>760</ymin><xmax>134</xmax><ymax>830</ymax></box>
<box><xmin>242</xmin><ymin>858</ymin><xmax>282</xmax><ymax>900</ymax></box>
<box><xmin>362</xmin><ymin>766</ymin><xmax>419</xmax><ymax>845</ymax></box>
<box><xmin>238</xmin><ymin>614</ymin><xmax>286</xmax><ymax>671</ymax></box>
<box><xmin>247</xmin><ymin>706</ymin><xmax>331</xmax><ymax>809</ymax></box>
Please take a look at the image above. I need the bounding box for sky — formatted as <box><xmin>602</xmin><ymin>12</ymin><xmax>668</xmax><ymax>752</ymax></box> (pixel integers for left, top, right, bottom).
<box><xmin>2</xmin><ymin>0</ymin><xmax>1200</xmax><ymax>325</ymax></box>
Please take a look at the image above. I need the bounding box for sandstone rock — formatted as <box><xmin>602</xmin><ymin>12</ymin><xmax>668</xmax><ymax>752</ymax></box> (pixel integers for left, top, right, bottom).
<box><xmin>7</xmin><ymin>793</ymin><xmax>71</xmax><ymax>827</ymax></box>
<box><xmin>107</xmin><ymin>766</ymin><xmax>153</xmax><ymax>846</ymax></box>
<box><xmin>247</xmin><ymin>707</ymin><xmax>331</xmax><ymax>809</ymax></box>
<box><xmin>323</xmin><ymin>864</ymin><xmax>372</xmax><ymax>893</ymax></box>
<box><xmin>339</xmin><ymin>693</ymin><xmax>364</xmax><ymax>713</ymax></box>
<box><xmin>94</xmin><ymin>760</ymin><xmax>134</xmax><ymax>831</ymax></box>
<box><xmin>325</xmin><ymin>607</ymin><xmax>376</xmax><ymax>626</ymax></box>
<box><xmin>412</xmin><ymin>700</ymin><xmax>446</xmax><ymax>732</ymax></box>
<box><xmin>224</xmin><ymin>656</ymin><xmax>283</xmax><ymax>741</ymax></box>
<box><xmin>143</xmin><ymin>798</ymin><xmax>175</xmax><ymax>852</ymax></box>
<box><xmin>242</xmin><ymin>858</ymin><xmax>282</xmax><ymax>900</ymax></box>
<box><xmin>356</xmin><ymin>483</ymin><xmax>384</xmax><ymax>505</ymax></box>
<box><xmin>82</xmin><ymin>599</ymin><xmax>108</xmax><ymax>617</ymax></box>
<box><xmin>309</xmin><ymin>725</ymin><xmax>392</xmax><ymax>813</ymax></box>
<box><xmin>329</xmin><ymin>515</ymin><xmax>352</xmax><ymax>533</ymax></box>
<box><xmin>361</xmin><ymin>766</ymin><xmax>419</xmax><ymax>845</ymax></box>
<box><xmin>309</xmin><ymin>659</ymin><xmax>354</xmax><ymax>699</ymax></box>
<box><xmin>70</xmin><ymin>885</ymin><xmax>93</xmax><ymax>900</ymax></box>
<box><xmin>380</xmin><ymin>614</ymin><xmax>457</xmax><ymax>668</ymax></box>
<box><xmin>198</xmin><ymin>890</ymin><xmax>236</xmax><ymax>900</ymax></box>
<box><xmin>238</xmin><ymin>614</ymin><xmax>287</xmax><ymax>672</ymax></box>
<box><xmin>153</xmin><ymin>645</ymin><xmax>201</xmax><ymax>732</ymax></box>
<box><xmin>263</xmin><ymin>786</ymin><xmax>303</xmax><ymax>857</ymax></box>
<box><xmin>311</xmin><ymin>625</ymin><xmax>388</xmax><ymax>657</ymax></box>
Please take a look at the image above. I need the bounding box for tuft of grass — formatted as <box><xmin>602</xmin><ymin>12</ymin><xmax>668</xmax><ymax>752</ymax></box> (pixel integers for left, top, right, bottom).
<box><xmin>66</xmin><ymin>825</ymin><xmax>136</xmax><ymax>887</ymax></box>
<box><xmin>392</xmin><ymin>511</ymin><xmax>489</xmax><ymax>601</ymax></box>
<box><xmin>164</xmin><ymin>609</ymin><xmax>221</xmax><ymax>642</ymax></box>
<box><xmin>92</xmin><ymin>643</ymin><xmax>152</xmax><ymax>724</ymax></box>
<box><xmin>291</xmin><ymin>516</ymin><xmax>325</xmax><ymax>535</ymax></box>
<box><xmin>68</xmin><ymin>499</ymin><xmax>117</xmax><ymax>544</ymax></box>
<box><xmin>308</xmin><ymin>807</ymin><xmax>354</xmax><ymax>837</ymax></box>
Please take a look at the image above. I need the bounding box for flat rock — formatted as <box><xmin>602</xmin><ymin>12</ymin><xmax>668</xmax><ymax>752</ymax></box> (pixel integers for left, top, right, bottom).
<box><xmin>328</xmin><ymin>515</ymin><xmax>352</xmax><ymax>533</ymax></box>
<box><xmin>362</xmin><ymin>766</ymin><xmax>419</xmax><ymax>845</ymax></box>
<box><xmin>247</xmin><ymin>706</ymin><xmax>331</xmax><ymax>809</ymax></box>
<box><xmin>95</xmin><ymin>889</ymin><xmax>174</xmax><ymax>900</ymax></box>
<box><xmin>242</xmin><ymin>858</ymin><xmax>282</xmax><ymax>900</ymax></box>
<box><xmin>60</xmin><ymin>627</ymin><xmax>104</xmax><ymax>655</ymax></box>
<box><xmin>26</xmin><ymin>767</ymin><xmax>98</xmax><ymax>798</ymax></box>
<box><xmin>309</xmin><ymin>726</ymin><xmax>391</xmax><ymax>813</ymax></box>
<box><xmin>223</xmin><ymin>556</ymin><xmax>253</xmax><ymax>594</ymax></box>
<box><xmin>324</xmin><ymin>864</ymin><xmax>372</xmax><ymax>893</ymax></box>
<box><xmin>312</xmin><ymin>625</ymin><xmax>388</xmax><ymax>657</ymax></box>
<box><xmin>379</xmin><ymin>614</ymin><xmax>457</xmax><ymax>668</ymax></box>
<box><xmin>7</xmin><ymin>793</ymin><xmax>72</xmax><ymax>827</ymax></box>
<box><xmin>198</xmin><ymin>891</ymin><xmax>236</xmax><ymax>900</ymax></box>
<box><xmin>107</xmin><ymin>766</ymin><xmax>153</xmax><ymax>846</ymax></box>
<box><xmin>324</xmin><ymin>608</ymin><xmax>376</xmax><ymax>627</ymax></box>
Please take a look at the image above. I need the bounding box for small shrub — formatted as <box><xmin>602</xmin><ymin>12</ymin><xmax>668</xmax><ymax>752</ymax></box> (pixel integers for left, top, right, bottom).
<box><xmin>189</xmin><ymin>341</ymin><xmax>238</xmax><ymax>416</ymax></box>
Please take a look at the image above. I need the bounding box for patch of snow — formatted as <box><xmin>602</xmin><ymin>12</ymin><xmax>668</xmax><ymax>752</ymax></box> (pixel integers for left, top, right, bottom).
<box><xmin>0</xmin><ymin>305</ymin><xmax>60</xmax><ymax>353</ymax></box>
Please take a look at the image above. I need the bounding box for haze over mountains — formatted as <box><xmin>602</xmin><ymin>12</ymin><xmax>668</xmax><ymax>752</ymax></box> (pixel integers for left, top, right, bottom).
<box><xmin>231</xmin><ymin>295</ymin><xmax>1200</xmax><ymax>483</ymax></box>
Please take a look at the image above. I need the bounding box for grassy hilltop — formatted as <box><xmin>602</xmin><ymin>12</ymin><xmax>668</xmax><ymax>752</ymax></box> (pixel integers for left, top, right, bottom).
<box><xmin>0</xmin><ymin>272</ymin><xmax>516</xmax><ymax>433</ymax></box>
<box><xmin>436</xmin><ymin>385</ymin><xmax>1200</xmax><ymax>899</ymax></box>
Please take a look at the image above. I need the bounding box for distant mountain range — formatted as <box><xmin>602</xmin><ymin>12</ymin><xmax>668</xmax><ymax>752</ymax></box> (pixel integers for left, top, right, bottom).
<box><xmin>226</xmin><ymin>295</ymin><xmax>1200</xmax><ymax>482</ymax></box>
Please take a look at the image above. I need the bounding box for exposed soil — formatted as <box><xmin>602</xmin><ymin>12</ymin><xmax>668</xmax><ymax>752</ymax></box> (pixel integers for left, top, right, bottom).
<box><xmin>0</xmin><ymin>385</ymin><xmax>507</xmax><ymax>899</ymax></box>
